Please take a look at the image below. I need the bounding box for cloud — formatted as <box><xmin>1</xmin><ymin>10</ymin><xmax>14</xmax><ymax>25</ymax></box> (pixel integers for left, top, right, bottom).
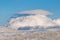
<box><xmin>8</xmin><ymin>10</ymin><xmax>52</xmax><ymax>29</ymax></box>
<box><xmin>18</xmin><ymin>9</ymin><xmax>52</xmax><ymax>16</ymax></box>
<box><xmin>53</xmin><ymin>19</ymin><xmax>60</xmax><ymax>26</ymax></box>
<box><xmin>8</xmin><ymin>15</ymin><xmax>55</xmax><ymax>29</ymax></box>
<box><xmin>0</xmin><ymin>26</ymin><xmax>18</xmax><ymax>32</ymax></box>
<box><xmin>8</xmin><ymin>9</ymin><xmax>60</xmax><ymax>30</ymax></box>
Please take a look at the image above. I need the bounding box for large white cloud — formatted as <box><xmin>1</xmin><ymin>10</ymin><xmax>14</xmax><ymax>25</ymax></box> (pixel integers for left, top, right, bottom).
<box><xmin>8</xmin><ymin>15</ymin><xmax>55</xmax><ymax>29</ymax></box>
<box><xmin>8</xmin><ymin>9</ymin><xmax>60</xmax><ymax>30</ymax></box>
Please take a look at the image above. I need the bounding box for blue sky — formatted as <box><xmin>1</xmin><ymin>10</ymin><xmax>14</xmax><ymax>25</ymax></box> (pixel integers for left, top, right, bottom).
<box><xmin>0</xmin><ymin>0</ymin><xmax>60</xmax><ymax>26</ymax></box>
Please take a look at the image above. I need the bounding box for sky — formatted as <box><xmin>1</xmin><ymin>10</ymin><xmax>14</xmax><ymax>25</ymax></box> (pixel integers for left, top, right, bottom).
<box><xmin>0</xmin><ymin>0</ymin><xmax>60</xmax><ymax>26</ymax></box>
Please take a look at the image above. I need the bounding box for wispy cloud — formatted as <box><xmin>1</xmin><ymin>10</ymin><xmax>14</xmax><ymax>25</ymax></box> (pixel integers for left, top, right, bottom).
<box><xmin>18</xmin><ymin>9</ymin><xmax>52</xmax><ymax>16</ymax></box>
